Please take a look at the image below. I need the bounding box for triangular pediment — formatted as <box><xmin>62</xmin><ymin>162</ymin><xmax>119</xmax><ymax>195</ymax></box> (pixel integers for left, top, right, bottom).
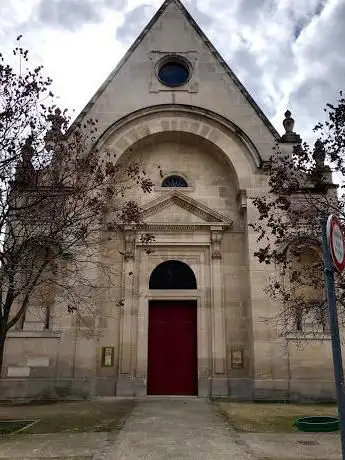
<box><xmin>140</xmin><ymin>191</ymin><xmax>232</xmax><ymax>227</ymax></box>
<box><xmin>73</xmin><ymin>0</ymin><xmax>280</xmax><ymax>151</ymax></box>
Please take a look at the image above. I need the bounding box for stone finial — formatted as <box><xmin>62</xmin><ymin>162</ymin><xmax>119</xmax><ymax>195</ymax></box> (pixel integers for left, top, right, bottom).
<box><xmin>283</xmin><ymin>110</ymin><xmax>294</xmax><ymax>133</ymax></box>
<box><xmin>313</xmin><ymin>139</ymin><xmax>326</xmax><ymax>169</ymax></box>
<box><xmin>44</xmin><ymin>108</ymin><xmax>65</xmax><ymax>150</ymax></box>
<box><xmin>14</xmin><ymin>136</ymin><xmax>36</xmax><ymax>188</ymax></box>
<box><xmin>281</xmin><ymin>109</ymin><xmax>302</xmax><ymax>144</ymax></box>
<box><xmin>48</xmin><ymin>108</ymin><xmax>64</xmax><ymax>133</ymax></box>
<box><xmin>22</xmin><ymin>136</ymin><xmax>34</xmax><ymax>166</ymax></box>
<box><xmin>310</xmin><ymin>138</ymin><xmax>332</xmax><ymax>186</ymax></box>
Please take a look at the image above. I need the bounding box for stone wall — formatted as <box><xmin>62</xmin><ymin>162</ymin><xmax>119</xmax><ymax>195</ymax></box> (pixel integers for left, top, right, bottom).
<box><xmin>0</xmin><ymin>101</ymin><xmax>339</xmax><ymax>402</ymax></box>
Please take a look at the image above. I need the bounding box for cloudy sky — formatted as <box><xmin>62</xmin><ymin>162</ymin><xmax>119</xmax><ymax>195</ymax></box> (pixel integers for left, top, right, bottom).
<box><xmin>1</xmin><ymin>0</ymin><xmax>344</xmax><ymax>142</ymax></box>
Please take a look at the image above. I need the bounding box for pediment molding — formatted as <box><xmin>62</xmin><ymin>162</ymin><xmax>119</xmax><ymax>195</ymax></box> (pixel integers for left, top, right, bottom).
<box><xmin>140</xmin><ymin>191</ymin><xmax>232</xmax><ymax>227</ymax></box>
<box><xmin>136</xmin><ymin>222</ymin><xmax>244</xmax><ymax>233</ymax></box>
<box><xmin>137</xmin><ymin>223</ymin><xmax>224</xmax><ymax>232</ymax></box>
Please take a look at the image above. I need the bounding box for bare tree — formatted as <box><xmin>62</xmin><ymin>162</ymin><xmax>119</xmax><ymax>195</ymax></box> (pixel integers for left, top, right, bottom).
<box><xmin>252</xmin><ymin>95</ymin><xmax>345</xmax><ymax>338</ymax></box>
<box><xmin>0</xmin><ymin>38</ymin><xmax>154</xmax><ymax>373</ymax></box>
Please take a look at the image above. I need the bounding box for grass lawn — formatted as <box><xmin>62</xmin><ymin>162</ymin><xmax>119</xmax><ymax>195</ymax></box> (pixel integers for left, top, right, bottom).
<box><xmin>0</xmin><ymin>400</ymin><xmax>136</xmax><ymax>434</ymax></box>
<box><xmin>216</xmin><ymin>401</ymin><xmax>338</xmax><ymax>433</ymax></box>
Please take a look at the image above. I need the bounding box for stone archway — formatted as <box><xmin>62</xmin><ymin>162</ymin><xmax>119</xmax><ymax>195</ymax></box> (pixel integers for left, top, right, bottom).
<box><xmin>97</xmin><ymin>106</ymin><xmax>258</xmax><ymax>191</ymax></box>
<box><xmin>111</xmin><ymin>106</ymin><xmax>257</xmax><ymax>398</ymax></box>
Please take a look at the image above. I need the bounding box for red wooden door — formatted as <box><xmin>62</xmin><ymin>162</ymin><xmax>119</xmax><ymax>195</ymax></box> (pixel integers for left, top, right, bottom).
<box><xmin>147</xmin><ymin>300</ymin><xmax>197</xmax><ymax>395</ymax></box>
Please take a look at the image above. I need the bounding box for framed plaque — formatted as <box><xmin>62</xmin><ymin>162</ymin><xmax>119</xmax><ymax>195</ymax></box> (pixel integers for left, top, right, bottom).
<box><xmin>231</xmin><ymin>349</ymin><xmax>244</xmax><ymax>369</ymax></box>
<box><xmin>101</xmin><ymin>347</ymin><xmax>114</xmax><ymax>367</ymax></box>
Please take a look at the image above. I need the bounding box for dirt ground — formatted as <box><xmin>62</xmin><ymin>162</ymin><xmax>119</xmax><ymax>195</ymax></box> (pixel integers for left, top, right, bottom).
<box><xmin>0</xmin><ymin>399</ymin><xmax>136</xmax><ymax>434</ymax></box>
<box><xmin>217</xmin><ymin>401</ymin><xmax>338</xmax><ymax>433</ymax></box>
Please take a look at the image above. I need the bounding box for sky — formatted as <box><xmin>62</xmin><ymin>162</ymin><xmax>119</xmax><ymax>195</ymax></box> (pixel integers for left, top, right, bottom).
<box><xmin>1</xmin><ymin>0</ymin><xmax>345</xmax><ymax>142</ymax></box>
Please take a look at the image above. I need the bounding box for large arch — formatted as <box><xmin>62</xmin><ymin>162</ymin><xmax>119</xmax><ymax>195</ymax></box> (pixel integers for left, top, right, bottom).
<box><xmin>96</xmin><ymin>105</ymin><xmax>262</xmax><ymax>190</ymax></box>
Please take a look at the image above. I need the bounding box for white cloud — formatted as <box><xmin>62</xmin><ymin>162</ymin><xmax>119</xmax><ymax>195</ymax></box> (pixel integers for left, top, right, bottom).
<box><xmin>116</xmin><ymin>4</ymin><xmax>156</xmax><ymax>43</ymax></box>
<box><xmin>1</xmin><ymin>0</ymin><xmax>344</xmax><ymax>143</ymax></box>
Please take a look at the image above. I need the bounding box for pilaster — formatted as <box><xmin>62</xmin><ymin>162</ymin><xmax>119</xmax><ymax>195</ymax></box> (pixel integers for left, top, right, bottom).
<box><xmin>119</xmin><ymin>227</ymin><xmax>136</xmax><ymax>375</ymax></box>
<box><xmin>210</xmin><ymin>227</ymin><xmax>227</xmax><ymax>384</ymax></box>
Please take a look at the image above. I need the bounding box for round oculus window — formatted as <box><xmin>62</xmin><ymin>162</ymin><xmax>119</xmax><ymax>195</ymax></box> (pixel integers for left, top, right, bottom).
<box><xmin>158</xmin><ymin>59</ymin><xmax>190</xmax><ymax>87</ymax></box>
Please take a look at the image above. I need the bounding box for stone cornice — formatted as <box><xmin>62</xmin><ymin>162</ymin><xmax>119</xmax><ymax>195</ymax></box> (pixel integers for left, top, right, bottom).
<box><xmin>136</xmin><ymin>222</ymin><xmax>245</xmax><ymax>233</ymax></box>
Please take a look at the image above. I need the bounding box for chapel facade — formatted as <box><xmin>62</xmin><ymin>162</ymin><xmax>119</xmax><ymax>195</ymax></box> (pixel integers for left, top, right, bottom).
<box><xmin>1</xmin><ymin>0</ymin><xmax>336</xmax><ymax>400</ymax></box>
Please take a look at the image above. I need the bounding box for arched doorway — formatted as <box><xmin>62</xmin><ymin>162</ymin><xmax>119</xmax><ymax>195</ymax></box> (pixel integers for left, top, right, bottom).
<box><xmin>147</xmin><ymin>260</ymin><xmax>198</xmax><ymax>395</ymax></box>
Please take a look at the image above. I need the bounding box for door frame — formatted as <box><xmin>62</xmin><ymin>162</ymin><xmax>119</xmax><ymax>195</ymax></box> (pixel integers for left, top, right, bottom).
<box><xmin>134</xmin><ymin>248</ymin><xmax>212</xmax><ymax>397</ymax></box>
<box><xmin>137</xmin><ymin>291</ymin><xmax>210</xmax><ymax>397</ymax></box>
<box><xmin>147</xmin><ymin>299</ymin><xmax>198</xmax><ymax>395</ymax></box>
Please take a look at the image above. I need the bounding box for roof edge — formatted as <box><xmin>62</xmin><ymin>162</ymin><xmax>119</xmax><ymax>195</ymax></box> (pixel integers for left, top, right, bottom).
<box><xmin>70</xmin><ymin>0</ymin><xmax>281</xmax><ymax>140</ymax></box>
<box><xmin>172</xmin><ymin>0</ymin><xmax>280</xmax><ymax>140</ymax></box>
<box><xmin>70</xmin><ymin>0</ymin><xmax>174</xmax><ymax>131</ymax></box>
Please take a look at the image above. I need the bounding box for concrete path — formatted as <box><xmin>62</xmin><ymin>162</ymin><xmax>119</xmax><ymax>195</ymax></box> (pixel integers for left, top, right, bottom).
<box><xmin>95</xmin><ymin>398</ymin><xmax>255</xmax><ymax>459</ymax></box>
<box><xmin>0</xmin><ymin>432</ymin><xmax>106</xmax><ymax>459</ymax></box>
<box><xmin>0</xmin><ymin>399</ymin><xmax>342</xmax><ymax>459</ymax></box>
<box><xmin>238</xmin><ymin>432</ymin><xmax>342</xmax><ymax>459</ymax></box>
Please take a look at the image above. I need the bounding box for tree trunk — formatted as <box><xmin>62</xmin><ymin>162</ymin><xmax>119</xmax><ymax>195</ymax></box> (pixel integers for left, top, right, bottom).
<box><xmin>0</xmin><ymin>331</ymin><xmax>6</xmax><ymax>378</ymax></box>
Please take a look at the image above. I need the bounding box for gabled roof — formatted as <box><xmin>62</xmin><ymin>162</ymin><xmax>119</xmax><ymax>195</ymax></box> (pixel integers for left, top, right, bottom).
<box><xmin>74</xmin><ymin>0</ymin><xmax>280</xmax><ymax>140</ymax></box>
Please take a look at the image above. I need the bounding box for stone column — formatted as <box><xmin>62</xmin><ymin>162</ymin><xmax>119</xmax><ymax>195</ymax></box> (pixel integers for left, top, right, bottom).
<box><xmin>117</xmin><ymin>227</ymin><xmax>136</xmax><ymax>395</ymax></box>
<box><xmin>210</xmin><ymin>227</ymin><xmax>227</xmax><ymax>395</ymax></box>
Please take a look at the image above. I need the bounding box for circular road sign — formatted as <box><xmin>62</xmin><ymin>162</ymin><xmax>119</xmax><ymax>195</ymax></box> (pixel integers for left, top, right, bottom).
<box><xmin>327</xmin><ymin>214</ymin><xmax>345</xmax><ymax>273</ymax></box>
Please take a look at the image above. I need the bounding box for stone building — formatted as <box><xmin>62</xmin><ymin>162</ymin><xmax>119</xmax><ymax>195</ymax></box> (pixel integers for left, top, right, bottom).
<box><xmin>1</xmin><ymin>0</ymin><xmax>336</xmax><ymax>400</ymax></box>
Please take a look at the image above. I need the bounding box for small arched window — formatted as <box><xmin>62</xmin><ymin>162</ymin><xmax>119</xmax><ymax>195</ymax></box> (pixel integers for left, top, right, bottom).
<box><xmin>149</xmin><ymin>260</ymin><xmax>197</xmax><ymax>290</ymax></box>
<box><xmin>162</xmin><ymin>175</ymin><xmax>188</xmax><ymax>188</ymax></box>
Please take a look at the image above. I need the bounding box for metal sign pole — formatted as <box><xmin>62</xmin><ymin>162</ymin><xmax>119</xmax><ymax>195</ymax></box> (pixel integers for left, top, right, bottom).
<box><xmin>322</xmin><ymin>220</ymin><xmax>345</xmax><ymax>459</ymax></box>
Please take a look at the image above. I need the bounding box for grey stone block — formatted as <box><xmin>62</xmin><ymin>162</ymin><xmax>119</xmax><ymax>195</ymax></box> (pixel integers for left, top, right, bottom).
<box><xmin>198</xmin><ymin>377</ymin><xmax>210</xmax><ymax>397</ymax></box>
<box><xmin>289</xmin><ymin>380</ymin><xmax>336</xmax><ymax>402</ymax></box>
<box><xmin>229</xmin><ymin>378</ymin><xmax>254</xmax><ymax>400</ymax></box>
<box><xmin>254</xmin><ymin>387</ymin><xmax>289</xmax><ymax>401</ymax></box>
<box><xmin>95</xmin><ymin>377</ymin><xmax>116</xmax><ymax>396</ymax></box>
<box><xmin>116</xmin><ymin>376</ymin><xmax>135</xmax><ymax>396</ymax></box>
<box><xmin>55</xmin><ymin>380</ymin><xmax>72</xmax><ymax>398</ymax></box>
<box><xmin>211</xmin><ymin>377</ymin><xmax>228</xmax><ymax>396</ymax></box>
<box><xmin>29</xmin><ymin>366</ymin><xmax>55</xmax><ymax>378</ymax></box>
<box><xmin>133</xmin><ymin>377</ymin><xmax>146</xmax><ymax>396</ymax></box>
<box><xmin>70</xmin><ymin>379</ymin><xmax>92</xmax><ymax>398</ymax></box>
<box><xmin>0</xmin><ymin>378</ymin><xmax>57</xmax><ymax>400</ymax></box>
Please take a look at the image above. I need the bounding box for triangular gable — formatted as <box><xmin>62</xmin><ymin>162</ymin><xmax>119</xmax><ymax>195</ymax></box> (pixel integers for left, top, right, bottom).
<box><xmin>74</xmin><ymin>0</ymin><xmax>280</xmax><ymax>140</ymax></box>
<box><xmin>140</xmin><ymin>190</ymin><xmax>233</xmax><ymax>224</ymax></box>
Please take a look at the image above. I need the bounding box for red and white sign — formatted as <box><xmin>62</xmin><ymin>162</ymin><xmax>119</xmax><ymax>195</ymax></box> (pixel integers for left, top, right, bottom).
<box><xmin>327</xmin><ymin>215</ymin><xmax>345</xmax><ymax>273</ymax></box>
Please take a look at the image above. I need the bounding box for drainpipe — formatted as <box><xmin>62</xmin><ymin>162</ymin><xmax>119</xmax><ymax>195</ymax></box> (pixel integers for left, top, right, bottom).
<box><xmin>287</xmin><ymin>339</ymin><xmax>291</xmax><ymax>400</ymax></box>
<box><xmin>72</xmin><ymin>316</ymin><xmax>79</xmax><ymax>381</ymax></box>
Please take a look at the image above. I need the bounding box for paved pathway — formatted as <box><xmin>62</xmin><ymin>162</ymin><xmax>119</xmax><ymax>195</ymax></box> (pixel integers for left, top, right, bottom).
<box><xmin>95</xmin><ymin>398</ymin><xmax>255</xmax><ymax>460</ymax></box>
<box><xmin>0</xmin><ymin>398</ymin><xmax>342</xmax><ymax>459</ymax></box>
<box><xmin>238</xmin><ymin>431</ymin><xmax>341</xmax><ymax>459</ymax></box>
<box><xmin>0</xmin><ymin>432</ymin><xmax>104</xmax><ymax>459</ymax></box>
